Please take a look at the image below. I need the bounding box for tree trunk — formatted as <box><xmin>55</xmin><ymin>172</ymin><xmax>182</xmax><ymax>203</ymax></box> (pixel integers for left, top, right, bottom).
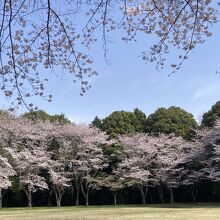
<box><xmin>56</xmin><ymin>196</ymin><xmax>61</xmax><ymax>207</ymax></box>
<box><xmin>118</xmin><ymin>191</ymin><xmax>124</xmax><ymax>205</ymax></box>
<box><xmin>81</xmin><ymin>184</ymin><xmax>90</xmax><ymax>206</ymax></box>
<box><xmin>74</xmin><ymin>177</ymin><xmax>81</xmax><ymax>206</ymax></box>
<box><xmin>85</xmin><ymin>190</ymin><xmax>89</xmax><ymax>206</ymax></box>
<box><xmin>24</xmin><ymin>188</ymin><xmax>32</xmax><ymax>208</ymax></box>
<box><xmin>113</xmin><ymin>191</ymin><xmax>117</xmax><ymax>206</ymax></box>
<box><xmin>48</xmin><ymin>189</ymin><xmax>53</xmax><ymax>207</ymax></box>
<box><xmin>27</xmin><ymin>190</ymin><xmax>32</xmax><ymax>208</ymax></box>
<box><xmin>54</xmin><ymin>189</ymin><xmax>63</xmax><ymax>207</ymax></box>
<box><xmin>190</xmin><ymin>184</ymin><xmax>198</xmax><ymax>203</ymax></box>
<box><xmin>139</xmin><ymin>185</ymin><xmax>147</xmax><ymax>205</ymax></box>
<box><xmin>0</xmin><ymin>188</ymin><xmax>2</xmax><ymax>208</ymax></box>
<box><xmin>169</xmin><ymin>187</ymin><xmax>174</xmax><ymax>204</ymax></box>
<box><xmin>157</xmin><ymin>185</ymin><xmax>164</xmax><ymax>203</ymax></box>
<box><xmin>141</xmin><ymin>193</ymin><xmax>146</xmax><ymax>204</ymax></box>
<box><xmin>75</xmin><ymin>186</ymin><xmax>80</xmax><ymax>206</ymax></box>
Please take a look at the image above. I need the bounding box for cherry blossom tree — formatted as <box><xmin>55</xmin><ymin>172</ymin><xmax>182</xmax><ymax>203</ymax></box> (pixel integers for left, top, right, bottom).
<box><xmin>1</xmin><ymin>117</ymin><xmax>74</xmax><ymax>208</ymax></box>
<box><xmin>6</xmin><ymin>147</ymin><xmax>50</xmax><ymax>207</ymax></box>
<box><xmin>117</xmin><ymin>133</ymin><xmax>160</xmax><ymax>204</ymax></box>
<box><xmin>0</xmin><ymin>155</ymin><xmax>15</xmax><ymax>208</ymax></box>
<box><xmin>0</xmin><ymin>113</ymin><xmax>19</xmax><ymax>208</ymax></box>
<box><xmin>153</xmin><ymin>134</ymin><xmax>192</xmax><ymax>203</ymax></box>
<box><xmin>168</xmin><ymin>120</ymin><xmax>220</xmax><ymax>203</ymax></box>
<box><xmin>48</xmin><ymin>168</ymin><xmax>71</xmax><ymax>207</ymax></box>
<box><xmin>36</xmin><ymin>122</ymin><xmax>72</xmax><ymax>207</ymax></box>
<box><xmin>0</xmin><ymin>0</ymin><xmax>218</xmax><ymax>109</ymax></box>
<box><xmin>59</xmin><ymin>123</ymin><xmax>111</xmax><ymax>206</ymax></box>
<box><xmin>99</xmin><ymin>174</ymin><xmax>124</xmax><ymax>205</ymax></box>
<box><xmin>117</xmin><ymin>133</ymin><xmax>192</xmax><ymax>204</ymax></box>
<box><xmin>0</xmin><ymin>117</ymin><xmax>54</xmax><ymax>207</ymax></box>
<box><xmin>189</xmin><ymin>119</ymin><xmax>220</xmax><ymax>196</ymax></box>
<box><xmin>123</xmin><ymin>0</ymin><xmax>217</xmax><ymax>71</ymax></box>
<box><xmin>181</xmin><ymin>169</ymin><xmax>204</xmax><ymax>202</ymax></box>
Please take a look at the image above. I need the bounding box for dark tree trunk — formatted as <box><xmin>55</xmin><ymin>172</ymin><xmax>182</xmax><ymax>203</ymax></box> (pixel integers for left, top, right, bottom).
<box><xmin>56</xmin><ymin>196</ymin><xmax>61</xmax><ymax>207</ymax></box>
<box><xmin>118</xmin><ymin>191</ymin><xmax>124</xmax><ymax>205</ymax></box>
<box><xmin>75</xmin><ymin>186</ymin><xmax>80</xmax><ymax>206</ymax></box>
<box><xmin>113</xmin><ymin>191</ymin><xmax>117</xmax><ymax>206</ymax></box>
<box><xmin>74</xmin><ymin>177</ymin><xmax>81</xmax><ymax>206</ymax></box>
<box><xmin>85</xmin><ymin>190</ymin><xmax>89</xmax><ymax>206</ymax></box>
<box><xmin>0</xmin><ymin>189</ymin><xmax>7</xmax><ymax>208</ymax></box>
<box><xmin>157</xmin><ymin>185</ymin><xmax>164</xmax><ymax>204</ymax></box>
<box><xmin>54</xmin><ymin>190</ymin><xmax>62</xmax><ymax>207</ymax></box>
<box><xmin>24</xmin><ymin>188</ymin><xmax>32</xmax><ymax>208</ymax></box>
<box><xmin>48</xmin><ymin>189</ymin><xmax>53</xmax><ymax>207</ymax></box>
<box><xmin>169</xmin><ymin>187</ymin><xmax>174</xmax><ymax>204</ymax></box>
<box><xmin>56</xmin><ymin>198</ymin><xmax>61</xmax><ymax>207</ymax></box>
<box><xmin>190</xmin><ymin>184</ymin><xmax>198</xmax><ymax>203</ymax></box>
<box><xmin>139</xmin><ymin>185</ymin><xmax>147</xmax><ymax>205</ymax></box>
<box><xmin>81</xmin><ymin>184</ymin><xmax>90</xmax><ymax>206</ymax></box>
<box><xmin>141</xmin><ymin>194</ymin><xmax>146</xmax><ymax>204</ymax></box>
<box><xmin>27</xmin><ymin>190</ymin><xmax>32</xmax><ymax>207</ymax></box>
<box><xmin>0</xmin><ymin>188</ymin><xmax>2</xmax><ymax>208</ymax></box>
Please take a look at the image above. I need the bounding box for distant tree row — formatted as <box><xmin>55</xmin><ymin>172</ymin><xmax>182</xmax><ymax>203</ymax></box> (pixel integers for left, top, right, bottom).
<box><xmin>1</xmin><ymin>101</ymin><xmax>220</xmax><ymax>207</ymax></box>
<box><xmin>92</xmin><ymin>101</ymin><xmax>220</xmax><ymax>139</ymax></box>
<box><xmin>23</xmin><ymin>110</ymin><xmax>71</xmax><ymax>124</ymax></box>
<box><xmin>0</xmin><ymin>114</ymin><xmax>110</xmax><ymax>208</ymax></box>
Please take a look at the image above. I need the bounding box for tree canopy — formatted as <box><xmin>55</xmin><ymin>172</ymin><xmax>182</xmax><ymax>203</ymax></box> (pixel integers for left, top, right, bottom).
<box><xmin>23</xmin><ymin>110</ymin><xmax>70</xmax><ymax>124</ymax></box>
<box><xmin>93</xmin><ymin>109</ymin><xmax>147</xmax><ymax>138</ymax></box>
<box><xmin>201</xmin><ymin>101</ymin><xmax>220</xmax><ymax>128</ymax></box>
<box><xmin>145</xmin><ymin>106</ymin><xmax>197</xmax><ymax>139</ymax></box>
<box><xmin>91</xmin><ymin>116</ymin><xmax>102</xmax><ymax>129</ymax></box>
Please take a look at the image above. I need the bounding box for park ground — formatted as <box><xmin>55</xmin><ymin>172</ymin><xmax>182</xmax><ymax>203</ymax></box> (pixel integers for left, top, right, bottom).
<box><xmin>1</xmin><ymin>204</ymin><xmax>220</xmax><ymax>220</ymax></box>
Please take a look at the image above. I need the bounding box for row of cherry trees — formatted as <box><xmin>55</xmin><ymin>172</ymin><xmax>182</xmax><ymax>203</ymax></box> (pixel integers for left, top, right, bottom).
<box><xmin>1</xmin><ymin>114</ymin><xmax>220</xmax><ymax>207</ymax></box>
<box><xmin>0</xmin><ymin>114</ymin><xmax>111</xmax><ymax>207</ymax></box>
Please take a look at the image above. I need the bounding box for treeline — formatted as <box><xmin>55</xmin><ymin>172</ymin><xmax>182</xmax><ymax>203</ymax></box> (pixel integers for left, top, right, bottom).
<box><xmin>92</xmin><ymin>107</ymin><xmax>197</xmax><ymax>140</ymax></box>
<box><xmin>0</xmin><ymin>101</ymin><xmax>220</xmax><ymax>207</ymax></box>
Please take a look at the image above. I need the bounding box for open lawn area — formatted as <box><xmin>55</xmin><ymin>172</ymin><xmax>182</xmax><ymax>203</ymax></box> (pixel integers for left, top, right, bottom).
<box><xmin>1</xmin><ymin>204</ymin><xmax>220</xmax><ymax>220</ymax></box>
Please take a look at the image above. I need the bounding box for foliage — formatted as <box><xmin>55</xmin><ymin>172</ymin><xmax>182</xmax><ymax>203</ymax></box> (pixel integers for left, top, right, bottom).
<box><xmin>101</xmin><ymin>144</ymin><xmax>123</xmax><ymax>172</ymax></box>
<box><xmin>23</xmin><ymin>110</ymin><xmax>51</xmax><ymax>122</ymax></box>
<box><xmin>201</xmin><ymin>101</ymin><xmax>220</xmax><ymax>128</ymax></box>
<box><xmin>97</xmin><ymin>109</ymin><xmax>146</xmax><ymax>138</ymax></box>
<box><xmin>49</xmin><ymin>114</ymin><xmax>71</xmax><ymax>124</ymax></box>
<box><xmin>91</xmin><ymin>116</ymin><xmax>102</xmax><ymax>129</ymax></box>
<box><xmin>145</xmin><ymin>106</ymin><xmax>197</xmax><ymax>139</ymax></box>
<box><xmin>23</xmin><ymin>110</ymin><xmax>70</xmax><ymax>124</ymax></box>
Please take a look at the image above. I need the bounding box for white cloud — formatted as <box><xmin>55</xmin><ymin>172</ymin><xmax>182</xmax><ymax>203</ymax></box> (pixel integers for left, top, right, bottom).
<box><xmin>193</xmin><ymin>85</ymin><xmax>219</xmax><ymax>100</ymax></box>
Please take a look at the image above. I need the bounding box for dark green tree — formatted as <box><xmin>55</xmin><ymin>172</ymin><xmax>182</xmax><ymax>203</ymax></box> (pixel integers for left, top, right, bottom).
<box><xmin>49</xmin><ymin>114</ymin><xmax>71</xmax><ymax>124</ymax></box>
<box><xmin>23</xmin><ymin>110</ymin><xmax>51</xmax><ymax>122</ymax></box>
<box><xmin>23</xmin><ymin>110</ymin><xmax>70</xmax><ymax>124</ymax></box>
<box><xmin>145</xmin><ymin>106</ymin><xmax>197</xmax><ymax>139</ymax></box>
<box><xmin>91</xmin><ymin>116</ymin><xmax>102</xmax><ymax>129</ymax></box>
<box><xmin>100</xmin><ymin>109</ymin><xmax>146</xmax><ymax>138</ymax></box>
<box><xmin>133</xmin><ymin>108</ymin><xmax>146</xmax><ymax>132</ymax></box>
<box><xmin>201</xmin><ymin>101</ymin><xmax>220</xmax><ymax>128</ymax></box>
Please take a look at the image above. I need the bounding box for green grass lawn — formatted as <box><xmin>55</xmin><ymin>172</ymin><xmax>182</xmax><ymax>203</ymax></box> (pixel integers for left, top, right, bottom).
<box><xmin>1</xmin><ymin>204</ymin><xmax>220</xmax><ymax>220</ymax></box>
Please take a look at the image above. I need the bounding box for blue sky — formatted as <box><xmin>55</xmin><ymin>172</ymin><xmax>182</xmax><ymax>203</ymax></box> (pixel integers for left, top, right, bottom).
<box><xmin>2</xmin><ymin>17</ymin><xmax>220</xmax><ymax>124</ymax></box>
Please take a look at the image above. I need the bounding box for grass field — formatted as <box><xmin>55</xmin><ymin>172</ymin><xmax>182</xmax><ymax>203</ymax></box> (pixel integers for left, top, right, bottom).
<box><xmin>1</xmin><ymin>204</ymin><xmax>220</xmax><ymax>220</ymax></box>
